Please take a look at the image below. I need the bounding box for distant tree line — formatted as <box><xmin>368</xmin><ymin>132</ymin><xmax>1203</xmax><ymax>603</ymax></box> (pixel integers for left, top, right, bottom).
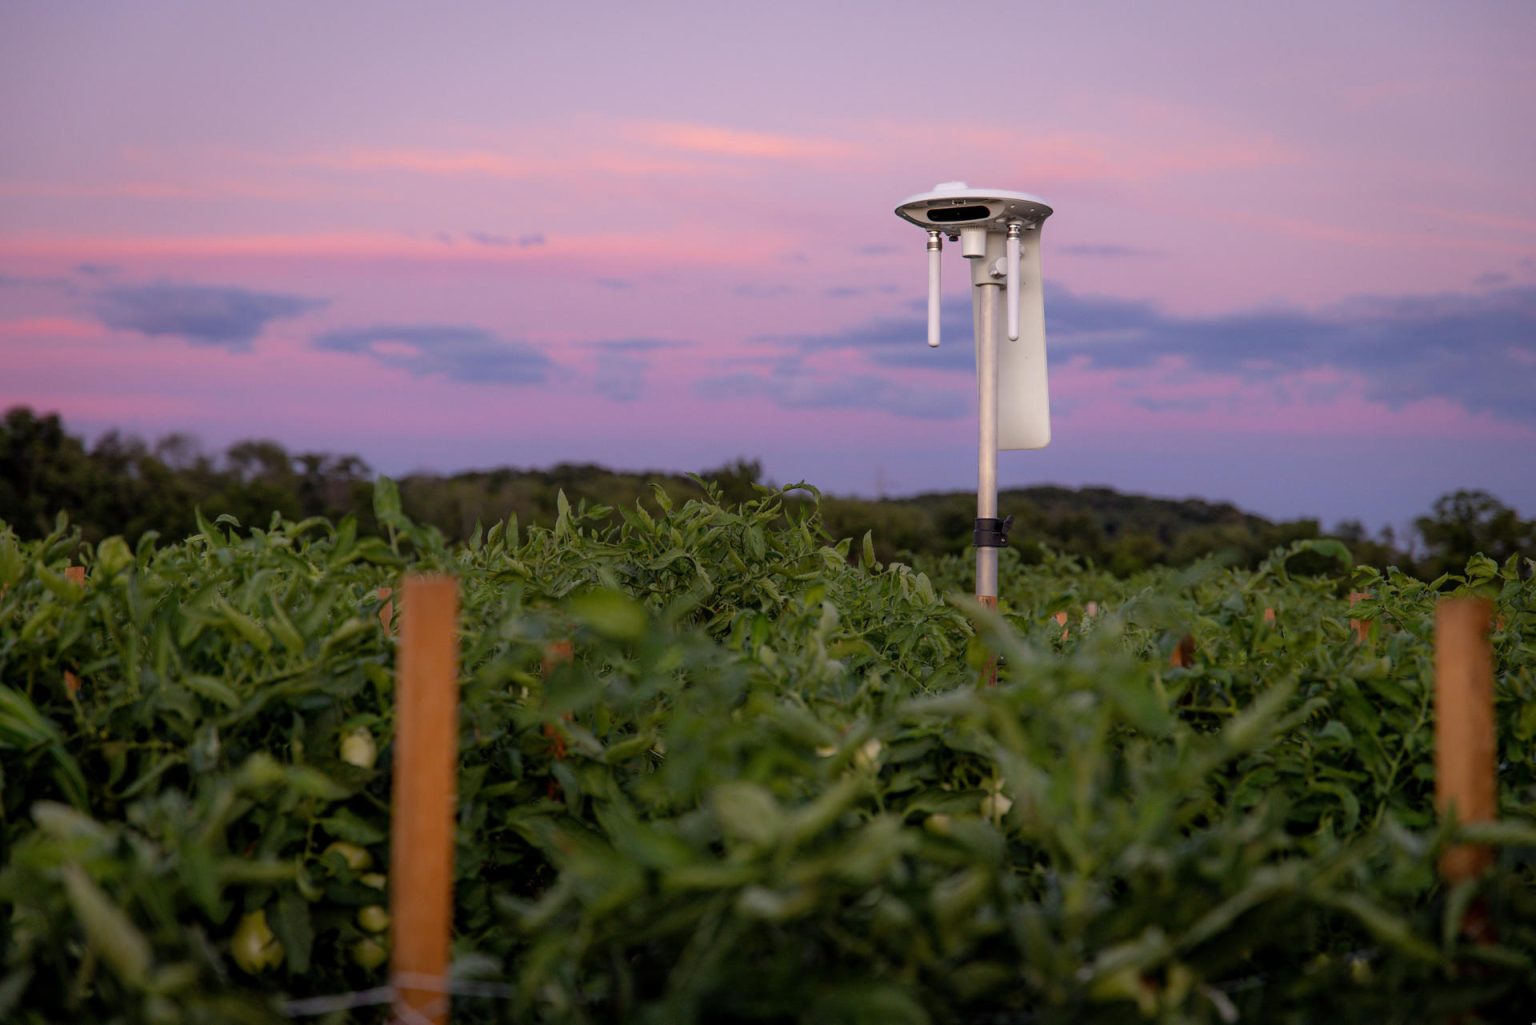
<box><xmin>2</xmin><ymin>406</ymin><xmax>1530</xmax><ymax>578</ymax></box>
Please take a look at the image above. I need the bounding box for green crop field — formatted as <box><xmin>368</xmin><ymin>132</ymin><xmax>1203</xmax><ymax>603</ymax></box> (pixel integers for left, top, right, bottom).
<box><xmin>1</xmin><ymin>480</ymin><xmax>1533</xmax><ymax>1024</ymax></box>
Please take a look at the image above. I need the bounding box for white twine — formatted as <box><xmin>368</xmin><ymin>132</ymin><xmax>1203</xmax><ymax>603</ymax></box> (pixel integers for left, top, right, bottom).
<box><xmin>279</xmin><ymin>972</ymin><xmax>517</xmax><ymax>1019</ymax></box>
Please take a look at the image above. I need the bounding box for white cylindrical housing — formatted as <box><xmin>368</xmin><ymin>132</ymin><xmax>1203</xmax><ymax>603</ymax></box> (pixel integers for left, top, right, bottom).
<box><xmin>1000</xmin><ymin>227</ymin><xmax>1050</xmax><ymax>450</ymax></box>
<box><xmin>960</xmin><ymin>226</ymin><xmax>989</xmax><ymax>258</ymax></box>
<box><xmin>926</xmin><ymin>232</ymin><xmax>942</xmax><ymax>348</ymax></box>
<box><xmin>970</xmin><ymin>229</ymin><xmax>1050</xmax><ymax>450</ymax></box>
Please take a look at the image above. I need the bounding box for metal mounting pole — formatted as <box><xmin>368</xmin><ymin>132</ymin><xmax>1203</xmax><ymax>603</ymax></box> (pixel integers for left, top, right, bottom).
<box><xmin>975</xmin><ymin>281</ymin><xmax>1003</xmax><ymax>686</ymax></box>
<box><xmin>975</xmin><ymin>282</ymin><xmax>1000</xmax><ymax>610</ymax></box>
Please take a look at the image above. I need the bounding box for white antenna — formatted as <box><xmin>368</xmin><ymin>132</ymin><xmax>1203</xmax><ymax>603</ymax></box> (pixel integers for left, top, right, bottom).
<box><xmin>894</xmin><ymin>182</ymin><xmax>1055</xmax><ymax>654</ymax></box>
<box><xmin>926</xmin><ymin>231</ymin><xmax>942</xmax><ymax>347</ymax></box>
<box><xmin>1005</xmin><ymin>222</ymin><xmax>1022</xmax><ymax>341</ymax></box>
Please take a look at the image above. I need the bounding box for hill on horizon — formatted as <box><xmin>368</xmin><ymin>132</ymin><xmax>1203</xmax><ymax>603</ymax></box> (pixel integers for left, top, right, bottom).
<box><xmin>4</xmin><ymin>406</ymin><xmax>1531</xmax><ymax>578</ymax></box>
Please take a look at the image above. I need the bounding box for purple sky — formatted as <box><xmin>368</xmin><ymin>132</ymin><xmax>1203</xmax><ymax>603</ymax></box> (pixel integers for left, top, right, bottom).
<box><xmin>3</xmin><ymin>2</ymin><xmax>1533</xmax><ymax>532</ymax></box>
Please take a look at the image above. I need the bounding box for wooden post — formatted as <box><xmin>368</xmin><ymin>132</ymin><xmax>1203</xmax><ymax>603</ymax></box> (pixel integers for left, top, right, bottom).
<box><xmin>541</xmin><ymin>641</ymin><xmax>574</xmax><ymax>762</ymax></box>
<box><xmin>390</xmin><ymin>575</ymin><xmax>459</xmax><ymax>1025</ymax></box>
<box><xmin>378</xmin><ymin>586</ymin><xmax>394</xmax><ymax>633</ymax></box>
<box><xmin>1435</xmin><ymin>597</ymin><xmax>1496</xmax><ymax>884</ymax></box>
<box><xmin>1169</xmin><ymin>634</ymin><xmax>1196</xmax><ymax>669</ymax></box>
<box><xmin>1348</xmin><ymin>591</ymin><xmax>1371</xmax><ymax>645</ymax></box>
<box><xmin>64</xmin><ymin>566</ymin><xmax>86</xmax><ymax>696</ymax></box>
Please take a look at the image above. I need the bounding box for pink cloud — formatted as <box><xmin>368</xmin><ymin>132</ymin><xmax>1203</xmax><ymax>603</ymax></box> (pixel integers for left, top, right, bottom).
<box><xmin>623</xmin><ymin>121</ymin><xmax>855</xmax><ymax>161</ymax></box>
<box><xmin>0</xmin><ymin>316</ymin><xmax>98</xmax><ymax>338</ymax></box>
<box><xmin>856</xmin><ymin>97</ymin><xmax>1297</xmax><ymax>196</ymax></box>
<box><xmin>0</xmin><ymin>222</ymin><xmax>802</xmax><ymax>282</ymax></box>
<box><xmin>935</xmin><ymin>127</ymin><xmax>1293</xmax><ymax>185</ymax></box>
<box><xmin>302</xmin><ymin>148</ymin><xmax>534</xmax><ymax>177</ymax></box>
<box><xmin>1050</xmin><ymin>357</ymin><xmax>1536</xmax><ymax>443</ymax></box>
<box><xmin>0</xmin><ymin>179</ymin><xmax>330</xmax><ymax>202</ymax></box>
<box><xmin>1</xmin><ymin>232</ymin><xmax>427</xmax><ymax>259</ymax></box>
<box><xmin>1179</xmin><ymin>203</ymin><xmax>1536</xmax><ymax>257</ymax></box>
<box><xmin>291</xmin><ymin>143</ymin><xmax>718</xmax><ymax>181</ymax></box>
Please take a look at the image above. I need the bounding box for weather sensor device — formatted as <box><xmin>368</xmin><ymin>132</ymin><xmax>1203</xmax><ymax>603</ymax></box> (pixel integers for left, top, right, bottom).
<box><xmin>894</xmin><ymin>181</ymin><xmax>1055</xmax><ymax>647</ymax></box>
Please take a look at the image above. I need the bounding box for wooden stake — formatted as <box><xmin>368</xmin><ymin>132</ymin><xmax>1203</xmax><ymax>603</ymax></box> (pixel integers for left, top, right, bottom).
<box><xmin>1434</xmin><ymin>597</ymin><xmax>1496</xmax><ymax>884</ymax></box>
<box><xmin>390</xmin><ymin>575</ymin><xmax>459</xmax><ymax>1025</ymax></box>
<box><xmin>540</xmin><ymin>639</ymin><xmax>573</xmax><ymax>675</ymax></box>
<box><xmin>378</xmin><ymin>586</ymin><xmax>394</xmax><ymax>633</ymax></box>
<box><xmin>541</xmin><ymin>641</ymin><xmax>575</xmax><ymax>763</ymax></box>
<box><xmin>1169</xmin><ymin>634</ymin><xmax>1196</xmax><ymax>669</ymax></box>
<box><xmin>1348</xmin><ymin>591</ymin><xmax>1372</xmax><ymax>645</ymax></box>
<box><xmin>64</xmin><ymin>566</ymin><xmax>85</xmax><ymax>696</ymax></box>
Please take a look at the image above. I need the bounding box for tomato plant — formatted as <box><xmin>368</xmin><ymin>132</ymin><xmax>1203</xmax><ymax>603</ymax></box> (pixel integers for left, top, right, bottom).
<box><xmin>0</xmin><ymin>486</ymin><xmax>1533</xmax><ymax>1023</ymax></box>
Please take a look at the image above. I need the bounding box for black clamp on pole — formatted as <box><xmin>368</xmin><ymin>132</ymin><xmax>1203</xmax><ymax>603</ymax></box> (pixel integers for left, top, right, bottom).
<box><xmin>973</xmin><ymin>514</ymin><xmax>1014</xmax><ymax>548</ymax></box>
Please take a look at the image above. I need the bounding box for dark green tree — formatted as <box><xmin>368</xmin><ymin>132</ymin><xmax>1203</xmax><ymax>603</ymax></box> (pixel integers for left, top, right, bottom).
<box><xmin>1415</xmin><ymin>489</ymin><xmax>1532</xmax><ymax>577</ymax></box>
<box><xmin>0</xmin><ymin>407</ymin><xmax>95</xmax><ymax>537</ymax></box>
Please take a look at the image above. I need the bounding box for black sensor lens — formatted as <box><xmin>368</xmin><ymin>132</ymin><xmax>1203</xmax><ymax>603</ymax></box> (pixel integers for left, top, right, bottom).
<box><xmin>927</xmin><ymin>204</ymin><xmax>992</xmax><ymax>223</ymax></box>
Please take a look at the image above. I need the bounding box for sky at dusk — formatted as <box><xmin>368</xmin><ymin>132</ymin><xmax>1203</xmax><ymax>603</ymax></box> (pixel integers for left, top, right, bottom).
<box><xmin>2</xmin><ymin>1</ymin><xmax>1533</xmax><ymax>533</ymax></box>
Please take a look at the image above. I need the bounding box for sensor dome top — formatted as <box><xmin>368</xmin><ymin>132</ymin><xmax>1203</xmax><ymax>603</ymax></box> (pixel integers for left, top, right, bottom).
<box><xmin>894</xmin><ymin>182</ymin><xmax>1053</xmax><ymax>233</ymax></box>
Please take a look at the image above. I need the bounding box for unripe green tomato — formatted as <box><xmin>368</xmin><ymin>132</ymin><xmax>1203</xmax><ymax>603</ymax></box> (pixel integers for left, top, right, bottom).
<box><xmin>95</xmin><ymin>536</ymin><xmax>134</xmax><ymax>578</ymax></box>
<box><xmin>340</xmin><ymin>726</ymin><xmax>377</xmax><ymax>769</ymax></box>
<box><xmin>230</xmin><ymin>909</ymin><xmax>284</xmax><ymax>973</ymax></box>
<box><xmin>322</xmin><ymin>841</ymin><xmax>373</xmax><ymax>872</ymax></box>
<box><xmin>351</xmin><ymin>936</ymin><xmax>389</xmax><ymax>970</ymax></box>
<box><xmin>356</xmin><ymin>904</ymin><xmax>391</xmax><ymax>934</ymax></box>
<box><xmin>980</xmin><ymin>792</ymin><xmax>1013</xmax><ymax>820</ymax></box>
<box><xmin>239</xmin><ymin>752</ymin><xmax>286</xmax><ymax>789</ymax></box>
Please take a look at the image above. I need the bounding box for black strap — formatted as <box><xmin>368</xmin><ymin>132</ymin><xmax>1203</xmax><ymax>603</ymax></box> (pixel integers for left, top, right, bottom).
<box><xmin>973</xmin><ymin>515</ymin><xmax>1014</xmax><ymax>548</ymax></box>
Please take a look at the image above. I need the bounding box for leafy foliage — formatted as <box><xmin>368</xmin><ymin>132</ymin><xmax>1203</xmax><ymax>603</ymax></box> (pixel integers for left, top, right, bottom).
<box><xmin>1</xmin><ymin>485</ymin><xmax>1534</xmax><ymax>1023</ymax></box>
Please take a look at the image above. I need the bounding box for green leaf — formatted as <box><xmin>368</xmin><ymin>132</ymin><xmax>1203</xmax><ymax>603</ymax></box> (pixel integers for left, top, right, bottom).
<box><xmin>296</xmin><ymin>766</ymin><xmax>351</xmax><ymax>801</ymax></box>
<box><xmin>182</xmin><ymin>674</ymin><xmax>241</xmax><ymax>710</ymax></box>
<box><xmin>35</xmin><ymin>562</ymin><xmax>83</xmax><ymax>604</ymax></box>
<box><xmin>0</xmin><ymin>685</ymin><xmax>64</xmax><ymax>748</ymax></box>
<box><xmin>216</xmin><ymin>599</ymin><xmax>271</xmax><ymax>653</ymax></box>
<box><xmin>1219</xmin><ymin>678</ymin><xmax>1296</xmax><ymax>754</ymax></box>
<box><xmin>711</xmin><ymin>782</ymin><xmax>785</xmax><ymax>847</ymax></box>
<box><xmin>784</xmin><ymin>774</ymin><xmax>864</xmax><ymax>848</ymax></box>
<box><xmin>0</xmin><ymin>532</ymin><xmax>23</xmax><ymax>588</ymax></box>
<box><xmin>808</xmin><ymin>982</ymin><xmax>932</xmax><ymax>1025</ymax></box>
<box><xmin>62</xmin><ymin>865</ymin><xmax>152</xmax><ymax>989</ymax></box>
<box><xmin>270</xmin><ymin>890</ymin><xmax>314</xmax><ymax>974</ymax></box>
<box><xmin>95</xmin><ymin>536</ymin><xmax>134</xmax><ymax>578</ymax></box>
<box><xmin>570</xmin><ymin>589</ymin><xmax>647</xmax><ymax>643</ymax></box>
<box><xmin>555</xmin><ymin>489</ymin><xmax>572</xmax><ymax>536</ymax></box>
<box><xmin>1441</xmin><ymin>878</ymin><xmax>1480</xmax><ymax>950</ymax></box>
<box><xmin>1456</xmin><ymin>820</ymin><xmax>1536</xmax><ymax>847</ymax></box>
<box><xmin>31</xmin><ymin>802</ymin><xmax>113</xmax><ymax>845</ymax></box>
<box><xmin>1322</xmin><ymin>892</ymin><xmax>1439</xmax><ymax>962</ymax></box>
<box><xmin>1464</xmin><ymin>553</ymin><xmax>1499</xmax><ymax>582</ymax></box>
<box><xmin>317</xmin><ymin>808</ymin><xmax>387</xmax><ymax>845</ymax></box>
<box><xmin>372</xmin><ymin>476</ymin><xmax>402</xmax><ymax>524</ymax></box>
